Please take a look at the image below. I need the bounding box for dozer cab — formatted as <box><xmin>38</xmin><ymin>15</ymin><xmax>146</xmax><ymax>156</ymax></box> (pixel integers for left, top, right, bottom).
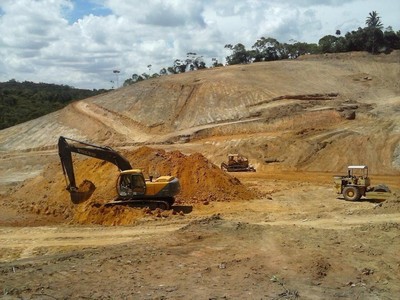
<box><xmin>334</xmin><ymin>165</ymin><xmax>391</xmax><ymax>201</ymax></box>
<box><xmin>221</xmin><ymin>154</ymin><xmax>256</xmax><ymax>172</ymax></box>
<box><xmin>58</xmin><ymin>136</ymin><xmax>180</xmax><ymax>210</ymax></box>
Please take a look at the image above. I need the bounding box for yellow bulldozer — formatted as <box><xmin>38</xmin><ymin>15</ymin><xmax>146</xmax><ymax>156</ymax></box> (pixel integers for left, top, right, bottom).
<box><xmin>220</xmin><ymin>154</ymin><xmax>256</xmax><ymax>172</ymax></box>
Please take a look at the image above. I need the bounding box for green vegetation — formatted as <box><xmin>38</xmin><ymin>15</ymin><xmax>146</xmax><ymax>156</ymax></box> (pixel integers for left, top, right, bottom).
<box><xmin>0</xmin><ymin>79</ymin><xmax>108</xmax><ymax>130</ymax></box>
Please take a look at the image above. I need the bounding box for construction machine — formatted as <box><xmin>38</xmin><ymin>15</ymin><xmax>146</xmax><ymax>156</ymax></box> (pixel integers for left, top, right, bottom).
<box><xmin>58</xmin><ymin>136</ymin><xmax>180</xmax><ymax>209</ymax></box>
<box><xmin>334</xmin><ymin>165</ymin><xmax>391</xmax><ymax>201</ymax></box>
<box><xmin>220</xmin><ymin>154</ymin><xmax>256</xmax><ymax>172</ymax></box>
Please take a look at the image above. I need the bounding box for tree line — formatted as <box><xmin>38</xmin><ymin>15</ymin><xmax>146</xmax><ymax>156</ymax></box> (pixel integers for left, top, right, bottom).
<box><xmin>123</xmin><ymin>11</ymin><xmax>399</xmax><ymax>86</ymax></box>
<box><xmin>0</xmin><ymin>79</ymin><xmax>107</xmax><ymax>130</ymax></box>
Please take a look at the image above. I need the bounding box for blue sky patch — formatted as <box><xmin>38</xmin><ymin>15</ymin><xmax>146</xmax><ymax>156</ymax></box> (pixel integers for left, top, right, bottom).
<box><xmin>65</xmin><ymin>0</ymin><xmax>112</xmax><ymax>23</ymax></box>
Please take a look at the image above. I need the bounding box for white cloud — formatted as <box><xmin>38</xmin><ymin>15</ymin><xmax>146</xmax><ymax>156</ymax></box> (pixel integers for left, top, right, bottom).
<box><xmin>0</xmin><ymin>0</ymin><xmax>399</xmax><ymax>89</ymax></box>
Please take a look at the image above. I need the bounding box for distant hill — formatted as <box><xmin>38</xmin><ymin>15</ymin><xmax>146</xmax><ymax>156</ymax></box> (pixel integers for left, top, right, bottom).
<box><xmin>0</xmin><ymin>80</ymin><xmax>108</xmax><ymax>130</ymax></box>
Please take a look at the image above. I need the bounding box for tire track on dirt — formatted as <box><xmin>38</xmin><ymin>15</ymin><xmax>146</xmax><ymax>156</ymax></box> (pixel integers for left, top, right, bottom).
<box><xmin>0</xmin><ymin>225</ymin><xmax>181</xmax><ymax>262</ymax></box>
<box><xmin>258</xmin><ymin>213</ymin><xmax>400</xmax><ymax>230</ymax></box>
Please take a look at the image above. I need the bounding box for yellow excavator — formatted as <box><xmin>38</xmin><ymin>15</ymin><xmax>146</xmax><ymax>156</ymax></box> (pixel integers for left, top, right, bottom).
<box><xmin>58</xmin><ymin>136</ymin><xmax>180</xmax><ymax>209</ymax></box>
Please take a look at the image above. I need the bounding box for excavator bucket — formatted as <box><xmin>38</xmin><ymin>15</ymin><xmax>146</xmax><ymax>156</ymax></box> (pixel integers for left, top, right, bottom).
<box><xmin>69</xmin><ymin>180</ymin><xmax>96</xmax><ymax>204</ymax></box>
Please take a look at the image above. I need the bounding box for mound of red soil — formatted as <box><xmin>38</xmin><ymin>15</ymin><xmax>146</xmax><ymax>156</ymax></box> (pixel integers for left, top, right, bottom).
<box><xmin>123</xmin><ymin>147</ymin><xmax>257</xmax><ymax>204</ymax></box>
<box><xmin>6</xmin><ymin>147</ymin><xmax>258</xmax><ymax>226</ymax></box>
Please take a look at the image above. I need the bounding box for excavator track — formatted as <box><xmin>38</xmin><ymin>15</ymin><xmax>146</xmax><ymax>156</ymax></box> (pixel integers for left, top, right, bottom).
<box><xmin>105</xmin><ymin>198</ymin><xmax>174</xmax><ymax>210</ymax></box>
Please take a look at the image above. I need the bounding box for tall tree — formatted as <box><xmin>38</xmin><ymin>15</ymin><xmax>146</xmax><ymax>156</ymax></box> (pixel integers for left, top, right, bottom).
<box><xmin>173</xmin><ymin>59</ymin><xmax>187</xmax><ymax>73</ymax></box>
<box><xmin>224</xmin><ymin>43</ymin><xmax>253</xmax><ymax>65</ymax></box>
<box><xmin>211</xmin><ymin>58</ymin><xmax>223</xmax><ymax>67</ymax></box>
<box><xmin>365</xmin><ymin>11</ymin><xmax>383</xmax><ymax>29</ymax></box>
<box><xmin>252</xmin><ymin>37</ymin><xmax>282</xmax><ymax>61</ymax></box>
<box><xmin>318</xmin><ymin>35</ymin><xmax>338</xmax><ymax>53</ymax></box>
<box><xmin>365</xmin><ymin>11</ymin><xmax>384</xmax><ymax>54</ymax></box>
<box><xmin>185</xmin><ymin>52</ymin><xmax>206</xmax><ymax>71</ymax></box>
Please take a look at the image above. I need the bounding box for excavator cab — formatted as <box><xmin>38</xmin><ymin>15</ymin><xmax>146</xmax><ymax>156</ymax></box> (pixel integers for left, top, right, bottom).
<box><xmin>117</xmin><ymin>170</ymin><xmax>146</xmax><ymax>198</ymax></box>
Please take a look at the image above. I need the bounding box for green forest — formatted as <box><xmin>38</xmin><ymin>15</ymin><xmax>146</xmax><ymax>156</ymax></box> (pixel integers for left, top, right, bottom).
<box><xmin>0</xmin><ymin>80</ymin><xmax>107</xmax><ymax>130</ymax></box>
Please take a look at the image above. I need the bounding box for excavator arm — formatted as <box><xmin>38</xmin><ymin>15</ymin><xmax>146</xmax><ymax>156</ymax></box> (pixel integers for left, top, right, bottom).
<box><xmin>58</xmin><ymin>136</ymin><xmax>132</xmax><ymax>192</ymax></box>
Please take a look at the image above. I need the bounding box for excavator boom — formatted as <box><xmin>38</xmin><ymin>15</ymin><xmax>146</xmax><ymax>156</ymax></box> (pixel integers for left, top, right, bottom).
<box><xmin>58</xmin><ymin>136</ymin><xmax>132</xmax><ymax>191</ymax></box>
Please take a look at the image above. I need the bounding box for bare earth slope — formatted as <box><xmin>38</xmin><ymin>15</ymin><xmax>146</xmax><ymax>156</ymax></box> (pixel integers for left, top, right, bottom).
<box><xmin>1</xmin><ymin>51</ymin><xmax>400</xmax><ymax>299</ymax></box>
<box><xmin>1</xmin><ymin>51</ymin><xmax>400</xmax><ymax>174</ymax></box>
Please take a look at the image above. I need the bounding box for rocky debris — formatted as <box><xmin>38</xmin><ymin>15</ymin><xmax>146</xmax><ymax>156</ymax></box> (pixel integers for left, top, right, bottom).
<box><xmin>373</xmin><ymin>192</ymin><xmax>400</xmax><ymax>213</ymax></box>
<box><xmin>336</xmin><ymin>103</ymin><xmax>359</xmax><ymax>120</ymax></box>
<box><xmin>340</xmin><ymin>110</ymin><xmax>356</xmax><ymax>120</ymax></box>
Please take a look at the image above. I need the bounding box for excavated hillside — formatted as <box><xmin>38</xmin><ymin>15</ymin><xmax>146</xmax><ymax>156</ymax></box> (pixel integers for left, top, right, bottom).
<box><xmin>1</xmin><ymin>51</ymin><xmax>400</xmax><ymax>176</ymax></box>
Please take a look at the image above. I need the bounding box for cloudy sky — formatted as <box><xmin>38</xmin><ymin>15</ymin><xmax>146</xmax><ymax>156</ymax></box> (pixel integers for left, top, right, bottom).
<box><xmin>0</xmin><ymin>0</ymin><xmax>399</xmax><ymax>90</ymax></box>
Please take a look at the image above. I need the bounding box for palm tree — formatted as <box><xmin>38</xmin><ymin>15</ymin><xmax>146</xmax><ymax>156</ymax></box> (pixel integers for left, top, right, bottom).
<box><xmin>365</xmin><ymin>11</ymin><xmax>383</xmax><ymax>29</ymax></box>
<box><xmin>365</xmin><ymin>11</ymin><xmax>384</xmax><ymax>54</ymax></box>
